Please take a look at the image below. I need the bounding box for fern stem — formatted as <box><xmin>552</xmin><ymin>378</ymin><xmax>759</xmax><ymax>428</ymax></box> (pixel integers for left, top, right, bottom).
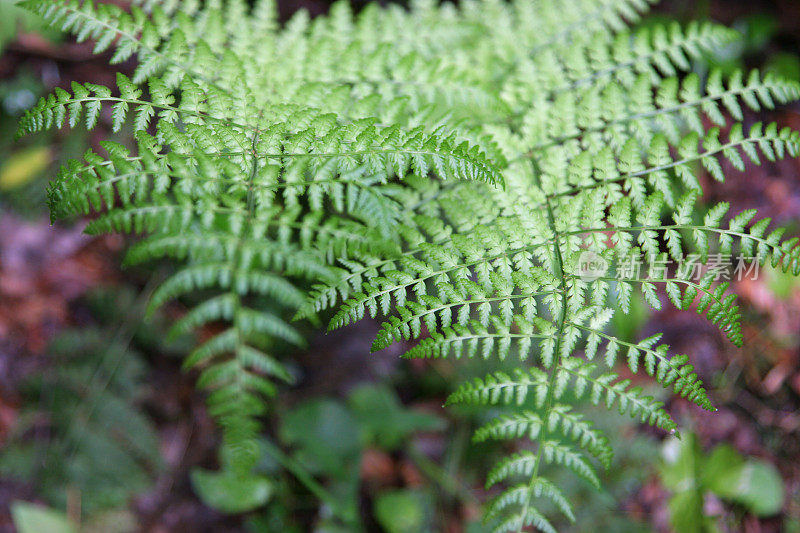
<box><xmin>401</xmin><ymin>290</ymin><xmax>557</xmax><ymax>321</ymax></box>
<box><xmin>77</xmin><ymin>168</ymin><xmax>387</xmax><ymax>194</ymax></box>
<box><xmin>568</xmin><ymin>223</ymin><xmax>790</xmax><ymax>253</ymax></box>
<box><xmin>567</xmin><ymin>322</ymin><xmax>681</xmax><ymax>370</ymax></box>
<box><xmin>333</xmin><ymin>240</ymin><xmax>556</xmax><ymax>321</ymax></box>
<box><xmin>555</xmin><ymin>361</ymin><xmax>673</xmax><ymax>424</ymax></box>
<box><xmin>541</xmin><ymin>132</ymin><xmax>780</xmax><ymax>200</ymax></box>
<box><xmin>517</xmin><ymin>158</ymin><xmax>570</xmax><ymax>533</ymax></box>
<box><xmin>57</xmin><ymin>96</ymin><xmax>257</xmax><ymax>131</ymax></box>
<box><xmin>569</xmin><ymin>274</ymin><xmax>728</xmax><ymax>306</ymax></box>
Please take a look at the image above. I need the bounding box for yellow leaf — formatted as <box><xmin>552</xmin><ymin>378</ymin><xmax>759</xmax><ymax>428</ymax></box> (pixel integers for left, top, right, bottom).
<box><xmin>0</xmin><ymin>146</ymin><xmax>51</xmax><ymax>190</ymax></box>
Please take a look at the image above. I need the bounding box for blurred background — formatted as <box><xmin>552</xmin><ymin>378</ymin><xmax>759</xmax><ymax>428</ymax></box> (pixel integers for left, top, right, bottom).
<box><xmin>0</xmin><ymin>0</ymin><xmax>799</xmax><ymax>532</ymax></box>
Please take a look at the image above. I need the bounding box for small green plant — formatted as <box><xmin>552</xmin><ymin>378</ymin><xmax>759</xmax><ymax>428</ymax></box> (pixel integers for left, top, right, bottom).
<box><xmin>660</xmin><ymin>433</ymin><xmax>784</xmax><ymax>532</ymax></box>
<box><xmin>200</xmin><ymin>385</ymin><xmax>444</xmax><ymax>530</ymax></box>
<box><xmin>18</xmin><ymin>0</ymin><xmax>800</xmax><ymax>530</ymax></box>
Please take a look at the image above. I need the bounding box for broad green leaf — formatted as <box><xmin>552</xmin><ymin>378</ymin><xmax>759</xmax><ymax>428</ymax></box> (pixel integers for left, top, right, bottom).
<box><xmin>11</xmin><ymin>502</ymin><xmax>77</xmax><ymax>533</ymax></box>
<box><xmin>348</xmin><ymin>384</ymin><xmax>444</xmax><ymax>450</ymax></box>
<box><xmin>711</xmin><ymin>460</ymin><xmax>784</xmax><ymax>516</ymax></box>
<box><xmin>374</xmin><ymin>490</ymin><xmax>431</xmax><ymax>533</ymax></box>
<box><xmin>190</xmin><ymin>468</ymin><xmax>272</xmax><ymax>514</ymax></box>
<box><xmin>280</xmin><ymin>399</ymin><xmax>361</xmax><ymax>477</ymax></box>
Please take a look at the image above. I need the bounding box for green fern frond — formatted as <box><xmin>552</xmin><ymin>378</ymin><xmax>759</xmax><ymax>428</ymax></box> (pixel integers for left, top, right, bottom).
<box><xmin>22</xmin><ymin>0</ymin><xmax>800</xmax><ymax>527</ymax></box>
<box><xmin>447</xmin><ymin>357</ymin><xmax>676</xmax><ymax>431</ymax></box>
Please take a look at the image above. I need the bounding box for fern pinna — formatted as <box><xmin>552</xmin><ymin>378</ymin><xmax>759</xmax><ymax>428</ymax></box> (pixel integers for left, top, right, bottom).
<box><xmin>19</xmin><ymin>0</ymin><xmax>800</xmax><ymax>530</ymax></box>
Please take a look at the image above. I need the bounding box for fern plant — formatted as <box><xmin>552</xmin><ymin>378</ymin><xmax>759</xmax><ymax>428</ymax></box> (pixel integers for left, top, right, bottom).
<box><xmin>0</xmin><ymin>289</ymin><xmax>162</xmax><ymax>516</ymax></box>
<box><xmin>18</xmin><ymin>0</ymin><xmax>800</xmax><ymax>530</ymax></box>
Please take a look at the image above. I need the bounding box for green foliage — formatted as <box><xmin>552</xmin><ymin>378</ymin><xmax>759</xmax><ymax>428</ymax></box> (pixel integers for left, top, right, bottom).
<box><xmin>267</xmin><ymin>386</ymin><xmax>443</xmax><ymax>529</ymax></box>
<box><xmin>191</xmin><ymin>467</ymin><xmax>273</xmax><ymax>514</ymax></box>
<box><xmin>660</xmin><ymin>434</ymin><xmax>785</xmax><ymax>532</ymax></box>
<box><xmin>349</xmin><ymin>383</ymin><xmax>444</xmax><ymax>450</ymax></box>
<box><xmin>281</xmin><ymin>399</ymin><xmax>363</xmax><ymax>478</ymax></box>
<box><xmin>374</xmin><ymin>489</ymin><xmax>433</xmax><ymax>533</ymax></box>
<box><xmin>20</xmin><ymin>0</ymin><xmax>800</xmax><ymax>529</ymax></box>
<box><xmin>0</xmin><ymin>0</ymin><xmax>61</xmax><ymax>49</ymax></box>
<box><xmin>11</xmin><ymin>502</ymin><xmax>77</xmax><ymax>533</ymax></box>
<box><xmin>0</xmin><ymin>290</ymin><xmax>162</xmax><ymax>515</ymax></box>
